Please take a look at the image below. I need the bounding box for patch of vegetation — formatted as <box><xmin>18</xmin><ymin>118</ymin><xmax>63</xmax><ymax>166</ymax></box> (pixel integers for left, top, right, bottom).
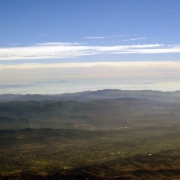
<box><xmin>1</xmin><ymin>127</ymin><xmax>180</xmax><ymax>179</ymax></box>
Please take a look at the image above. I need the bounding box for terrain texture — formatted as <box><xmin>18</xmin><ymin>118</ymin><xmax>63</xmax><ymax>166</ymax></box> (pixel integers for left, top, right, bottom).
<box><xmin>0</xmin><ymin>89</ymin><xmax>180</xmax><ymax>179</ymax></box>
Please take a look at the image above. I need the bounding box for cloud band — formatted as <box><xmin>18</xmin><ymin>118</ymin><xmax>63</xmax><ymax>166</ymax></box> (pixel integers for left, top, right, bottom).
<box><xmin>0</xmin><ymin>43</ymin><xmax>179</xmax><ymax>60</ymax></box>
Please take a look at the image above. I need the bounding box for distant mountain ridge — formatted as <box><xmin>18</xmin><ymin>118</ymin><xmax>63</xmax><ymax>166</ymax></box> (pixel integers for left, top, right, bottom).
<box><xmin>1</xmin><ymin>89</ymin><xmax>180</xmax><ymax>130</ymax></box>
<box><xmin>1</xmin><ymin>89</ymin><xmax>180</xmax><ymax>102</ymax></box>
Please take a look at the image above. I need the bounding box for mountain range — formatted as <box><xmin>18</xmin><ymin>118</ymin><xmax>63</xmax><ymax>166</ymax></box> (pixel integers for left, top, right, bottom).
<box><xmin>0</xmin><ymin>89</ymin><xmax>180</xmax><ymax>130</ymax></box>
<box><xmin>1</xmin><ymin>89</ymin><xmax>180</xmax><ymax>102</ymax></box>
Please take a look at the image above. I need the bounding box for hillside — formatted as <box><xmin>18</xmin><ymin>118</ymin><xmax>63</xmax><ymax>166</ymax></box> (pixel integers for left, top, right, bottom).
<box><xmin>1</xmin><ymin>127</ymin><xmax>180</xmax><ymax>179</ymax></box>
<box><xmin>1</xmin><ymin>90</ymin><xmax>180</xmax><ymax>179</ymax></box>
<box><xmin>1</xmin><ymin>98</ymin><xmax>180</xmax><ymax>130</ymax></box>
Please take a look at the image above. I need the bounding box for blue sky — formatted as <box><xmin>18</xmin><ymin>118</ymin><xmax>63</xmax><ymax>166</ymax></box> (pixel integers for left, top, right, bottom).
<box><xmin>0</xmin><ymin>0</ymin><xmax>179</xmax><ymax>46</ymax></box>
<box><xmin>0</xmin><ymin>0</ymin><xmax>180</xmax><ymax>94</ymax></box>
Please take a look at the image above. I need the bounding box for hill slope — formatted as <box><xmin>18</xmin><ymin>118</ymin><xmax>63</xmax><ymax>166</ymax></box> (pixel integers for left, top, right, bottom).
<box><xmin>0</xmin><ymin>98</ymin><xmax>180</xmax><ymax>130</ymax></box>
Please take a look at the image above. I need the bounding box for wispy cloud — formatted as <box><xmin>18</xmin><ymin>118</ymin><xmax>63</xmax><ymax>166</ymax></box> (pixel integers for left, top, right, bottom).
<box><xmin>0</xmin><ymin>42</ymin><xmax>180</xmax><ymax>60</ymax></box>
<box><xmin>84</xmin><ymin>34</ymin><xmax>130</xmax><ymax>39</ymax></box>
<box><xmin>113</xmin><ymin>34</ymin><xmax>130</xmax><ymax>37</ymax></box>
<box><xmin>1</xmin><ymin>61</ymin><xmax>180</xmax><ymax>71</ymax></box>
<box><xmin>123</xmin><ymin>37</ymin><xmax>147</xmax><ymax>41</ymax></box>
<box><xmin>84</xmin><ymin>36</ymin><xmax>106</xmax><ymax>39</ymax></box>
<box><xmin>35</xmin><ymin>42</ymin><xmax>84</xmax><ymax>46</ymax></box>
<box><xmin>38</xmin><ymin>34</ymin><xmax>47</xmax><ymax>36</ymax></box>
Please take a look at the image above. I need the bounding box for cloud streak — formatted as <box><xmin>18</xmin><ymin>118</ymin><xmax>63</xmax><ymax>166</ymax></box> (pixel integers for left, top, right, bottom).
<box><xmin>0</xmin><ymin>42</ymin><xmax>180</xmax><ymax>60</ymax></box>
<box><xmin>1</xmin><ymin>61</ymin><xmax>180</xmax><ymax>72</ymax></box>
<box><xmin>123</xmin><ymin>37</ymin><xmax>147</xmax><ymax>41</ymax></box>
<box><xmin>84</xmin><ymin>34</ymin><xmax>130</xmax><ymax>39</ymax></box>
<box><xmin>84</xmin><ymin>36</ymin><xmax>106</xmax><ymax>39</ymax></box>
<box><xmin>35</xmin><ymin>42</ymin><xmax>84</xmax><ymax>46</ymax></box>
<box><xmin>38</xmin><ymin>34</ymin><xmax>47</xmax><ymax>36</ymax></box>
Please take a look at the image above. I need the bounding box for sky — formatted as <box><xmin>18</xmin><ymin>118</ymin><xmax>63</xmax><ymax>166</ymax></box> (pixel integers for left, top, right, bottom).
<box><xmin>0</xmin><ymin>0</ymin><xmax>180</xmax><ymax>94</ymax></box>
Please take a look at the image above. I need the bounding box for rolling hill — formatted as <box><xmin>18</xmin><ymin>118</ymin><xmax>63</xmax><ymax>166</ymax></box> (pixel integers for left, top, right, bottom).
<box><xmin>1</xmin><ymin>89</ymin><xmax>180</xmax><ymax>102</ymax></box>
<box><xmin>0</xmin><ymin>97</ymin><xmax>180</xmax><ymax>130</ymax></box>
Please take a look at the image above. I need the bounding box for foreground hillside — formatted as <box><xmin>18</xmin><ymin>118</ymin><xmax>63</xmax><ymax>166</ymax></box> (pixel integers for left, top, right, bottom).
<box><xmin>0</xmin><ymin>98</ymin><xmax>180</xmax><ymax>130</ymax></box>
<box><xmin>1</xmin><ymin>90</ymin><xmax>180</xmax><ymax>179</ymax></box>
<box><xmin>1</xmin><ymin>127</ymin><xmax>180</xmax><ymax>179</ymax></box>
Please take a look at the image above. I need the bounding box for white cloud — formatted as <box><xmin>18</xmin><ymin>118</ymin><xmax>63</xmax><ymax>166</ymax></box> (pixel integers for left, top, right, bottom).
<box><xmin>84</xmin><ymin>36</ymin><xmax>106</xmax><ymax>39</ymax></box>
<box><xmin>114</xmin><ymin>34</ymin><xmax>130</xmax><ymax>37</ymax></box>
<box><xmin>123</xmin><ymin>37</ymin><xmax>147</xmax><ymax>41</ymax></box>
<box><xmin>84</xmin><ymin>34</ymin><xmax>130</xmax><ymax>39</ymax></box>
<box><xmin>113</xmin><ymin>45</ymin><xmax>180</xmax><ymax>54</ymax></box>
<box><xmin>1</xmin><ymin>61</ymin><xmax>180</xmax><ymax>70</ymax></box>
<box><xmin>0</xmin><ymin>42</ymin><xmax>172</xmax><ymax>60</ymax></box>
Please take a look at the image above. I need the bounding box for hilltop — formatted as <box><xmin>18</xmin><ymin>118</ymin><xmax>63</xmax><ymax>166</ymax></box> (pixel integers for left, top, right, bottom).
<box><xmin>1</xmin><ymin>89</ymin><xmax>180</xmax><ymax>102</ymax></box>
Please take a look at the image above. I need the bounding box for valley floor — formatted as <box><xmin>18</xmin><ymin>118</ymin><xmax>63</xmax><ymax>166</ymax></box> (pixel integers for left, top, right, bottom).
<box><xmin>1</xmin><ymin>126</ymin><xmax>180</xmax><ymax>179</ymax></box>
